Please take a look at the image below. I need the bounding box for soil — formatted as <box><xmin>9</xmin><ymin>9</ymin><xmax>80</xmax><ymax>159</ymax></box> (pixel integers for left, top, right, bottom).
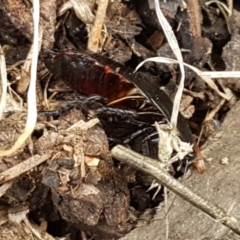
<box><xmin>0</xmin><ymin>0</ymin><xmax>240</xmax><ymax>239</ymax></box>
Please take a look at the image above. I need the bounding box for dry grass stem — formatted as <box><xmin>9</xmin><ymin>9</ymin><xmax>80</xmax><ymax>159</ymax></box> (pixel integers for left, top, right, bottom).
<box><xmin>227</xmin><ymin>0</ymin><xmax>233</xmax><ymax>16</ymax></box>
<box><xmin>202</xmin><ymin>71</ymin><xmax>240</xmax><ymax>78</ymax></box>
<box><xmin>0</xmin><ymin>46</ymin><xmax>8</xmax><ymax>120</ymax></box>
<box><xmin>70</xmin><ymin>0</ymin><xmax>94</xmax><ymax>23</ymax></box>
<box><xmin>58</xmin><ymin>1</ymin><xmax>72</xmax><ymax>16</ymax></box>
<box><xmin>205</xmin><ymin>0</ymin><xmax>231</xmax><ymax>15</ymax></box>
<box><xmin>136</xmin><ymin>57</ymin><xmax>234</xmax><ymax>100</ymax></box>
<box><xmin>164</xmin><ymin>186</ymin><xmax>169</xmax><ymax>240</ymax></box>
<box><xmin>0</xmin><ymin>1</ymin><xmax>42</xmax><ymax>157</ymax></box>
<box><xmin>154</xmin><ymin>0</ymin><xmax>185</xmax><ymax>128</ymax></box>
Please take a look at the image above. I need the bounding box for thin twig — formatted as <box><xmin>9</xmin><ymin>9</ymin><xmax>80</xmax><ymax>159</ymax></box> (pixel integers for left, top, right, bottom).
<box><xmin>164</xmin><ymin>187</ymin><xmax>169</xmax><ymax>240</ymax></box>
<box><xmin>111</xmin><ymin>145</ymin><xmax>240</xmax><ymax>235</ymax></box>
<box><xmin>187</xmin><ymin>0</ymin><xmax>202</xmax><ymax>37</ymax></box>
<box><xmin>204</xmin><ymin>98</ymin><xmax>226</xmax><ymax>122</ymax></box>
<box><xmin>0</xmin><ymin>154</ymin><xmax>50</xmax><ymax>185</ymax></box>
<box><xmin>207</xmin><ymin>60</ymin><xmax>234</xmax><ymax>97</ymax></box>
<box><xmin>197</xmin><ymin>98</ymin><xmax>225</xmax><ymax>146</ymax></box>
<box><xmin>0</xmin><ymin>181</ymin><xmax>13</xmax><ymax>198</ymax></box>
<box><xmin>43</xmin><ymin>73</ymin><xmax>51</xmax><ymax>109</ymax></box>
<box><xmin>87</xmin><ymin>0</ymin><xmax>109</xmax><ymax>52</ymax></box>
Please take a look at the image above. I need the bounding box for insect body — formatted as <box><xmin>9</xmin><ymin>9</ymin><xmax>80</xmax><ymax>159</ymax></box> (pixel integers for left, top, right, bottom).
<box><xmin>44</xmin><ymin>50</ymin><xmax>194</xmax><ymax>144</ymax></box>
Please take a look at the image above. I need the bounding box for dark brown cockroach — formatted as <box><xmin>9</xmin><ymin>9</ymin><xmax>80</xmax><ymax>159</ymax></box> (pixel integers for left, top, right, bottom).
<box><xmin>44</xmin><ymin>50</ymin><xmax>193</xmax><ymax>145</ymax></box>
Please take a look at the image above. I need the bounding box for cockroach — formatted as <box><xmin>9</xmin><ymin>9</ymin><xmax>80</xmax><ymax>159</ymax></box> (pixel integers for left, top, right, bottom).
<box><xmin>44</xmin><ymin>50</ymin><xmax>205</xmax><ymax>173</ymax></box>
<box><xmin>44</xmin><ymin>50</ymin><xmax>193</xmax><ymax>144</ymax></box>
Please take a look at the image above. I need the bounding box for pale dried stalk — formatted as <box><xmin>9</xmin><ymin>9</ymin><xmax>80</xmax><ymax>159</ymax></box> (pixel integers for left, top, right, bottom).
<box><xmin>154</xmin><ymin>0</ymin><xmax>185</xmax><ymax>128</ymax></box>
<box><xmin>70</xmin><ymin>0</ymin><xmax>95</xmax><ymax>23</ymax></box>
<box><xmin>111</xmin><ymin>145</ymin><xmax>240</xmax><ymax>235</ymax></box>
<box><xmin>164</xmin><ymin>186</ymin><xmax>169</xmax><ymax>240</ymax></box>
<box><xmin>136</xmin><ymin>56</ymin><xmax>232</xmax><ymax>100</ymax></box>
<box><xmin>227</xmin><ymin>0</ymin><xmax>233</xmax><ymax>16</ymax></box>
<box><xmin>0</xmin><ymin>45</ymin><xmax>8</xmax><ymax>120</ymax></box>
<box><xmin>0</xmin><ymin>0</ymin><xmax>41</xmax><ymax>157</ymax></box>
<box><xmin>207</xmin><ymin>0</ymin><xmax>233</xmax><ymax>33</ymax></box>
<box><xmin>205</xmin><ymin>0</ymin><xmax>231</xmax><ymax>15</ymax></box>
<box><xmin>202</xmin><ymin>71</ymin><xmax>240</xmax><ymax>78</ymax></box>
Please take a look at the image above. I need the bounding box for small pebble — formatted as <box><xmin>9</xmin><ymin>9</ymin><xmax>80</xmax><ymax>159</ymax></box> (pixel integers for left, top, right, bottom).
<box><xmin>220</xmin><ymin>157</ymin><xmax>229</xmax><ymax>165</ymax></box>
